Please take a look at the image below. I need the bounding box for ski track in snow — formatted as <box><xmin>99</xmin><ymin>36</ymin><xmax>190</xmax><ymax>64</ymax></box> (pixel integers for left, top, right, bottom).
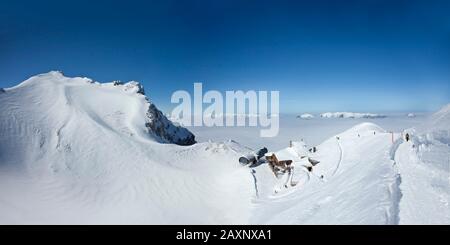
<box><xmin>251</xmin><ymin>169</ymin><xmax>259</xmax><ymax>198</ymax></box>
<box><xmin>248</xmin><ymin>123</ymin><xmax>407</xmax><ymax>224</ymax></box>
<box><xmin>331</xmin><ymin>138</ymin><xmax>343</xmax><ymax>176</ymax></box>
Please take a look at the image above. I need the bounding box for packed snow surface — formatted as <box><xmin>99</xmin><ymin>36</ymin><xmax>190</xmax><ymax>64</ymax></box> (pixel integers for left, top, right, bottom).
<box><xmin>0</xmin><ymin>72</ymin><xmax>448</xmax><ymax>224</ymax></box>
<box><xmin>393</xmin><ymin>104</ymin><xmax>450</xmax><ymax>224</ymax></box>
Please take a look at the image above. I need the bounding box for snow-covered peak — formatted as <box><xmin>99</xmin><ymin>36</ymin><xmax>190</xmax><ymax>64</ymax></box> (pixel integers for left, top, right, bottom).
<box><xmin>297</xmin><ymin>113</ymin><xmax>314</xmax><ymax>120</ymax></box>
<box><xmin>2</xmin><ymin>71</ymin><xmax>195</xmax><ymax>146</ymax></box>
<box><xmin>123</xmin><ymin>81</ymin><xmax>145</xmax><ymax>95</ymax></box>
<box><xmin>341</xmin><ymin>122</ymin><xmax>386</xmax><ymax>136</ymax></box>
<box><xmin>42</xmin><ymin>70</ymin><xmax>65</xmax><ymax>78</ymax></box>
<box><xmin>320</xmin><ymin>112</ymin><xmax>386</xmax><ymax>119</ymax></box>
<box><xmin>12</xmin><ymin>71</ymin><xmax>94</xmax><ymax>89</ymax></box>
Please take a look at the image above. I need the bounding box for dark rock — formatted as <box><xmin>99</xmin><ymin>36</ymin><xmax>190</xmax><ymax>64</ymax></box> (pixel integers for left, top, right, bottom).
<box><xmin>145</xmin><ymin>104</ymin><xmax>196</xmax><ymax>146</ymax></box>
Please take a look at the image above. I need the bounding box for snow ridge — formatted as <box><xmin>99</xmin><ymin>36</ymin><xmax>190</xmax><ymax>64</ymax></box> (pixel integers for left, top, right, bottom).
<box><xmin>0</xmin><ymin>72</ymin><xmax>249</xmax><ymax>224</ymax></box>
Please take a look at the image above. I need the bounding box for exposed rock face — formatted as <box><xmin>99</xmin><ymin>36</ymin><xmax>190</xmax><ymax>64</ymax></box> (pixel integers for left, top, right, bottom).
<box><xmin>113</xmin><ymin>79</ymin><xmax>195</xmax><ymax>145</ymax></box>
<box><xmin>3</xmin><ymin>71</ymin><xmax>195</xmax><ymax>146</ymax></box>
<box><xmin>145</xmin><ymin>103</ymin><xmax>196</xmax><ymax>145</ymax></box>
<box><xmin>107</xmin><ymin>78</ymin><xmax>195</xmax><ymax>145</ymax></box>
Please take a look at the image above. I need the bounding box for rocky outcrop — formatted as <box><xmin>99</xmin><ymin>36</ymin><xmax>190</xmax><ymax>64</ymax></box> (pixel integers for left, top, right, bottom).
<box><xmin>145</xmin><ymin>103</ymin><xmax>196</xmax><ymax>145</ymax></box>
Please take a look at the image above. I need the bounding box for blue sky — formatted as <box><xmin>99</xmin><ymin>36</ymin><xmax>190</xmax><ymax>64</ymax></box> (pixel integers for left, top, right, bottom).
<box><xmin>0</xmin><ymin>0</ymin><xmax>449</xmax><ymax>113</ymax></box>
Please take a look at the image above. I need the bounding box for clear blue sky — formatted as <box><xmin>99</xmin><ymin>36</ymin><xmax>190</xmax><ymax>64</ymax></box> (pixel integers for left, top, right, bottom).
<box><xmin>1</xmin><ymin>0</ymin><xmax>449</xmax><ymax>113</ymax></box>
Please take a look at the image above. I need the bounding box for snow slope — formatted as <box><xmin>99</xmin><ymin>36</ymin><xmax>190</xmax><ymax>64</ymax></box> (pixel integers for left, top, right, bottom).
<box><xmin>0</xmin><ymin>72</ymin><xmax>447</xmax><ymax>224</ymax></box>
<box><xmin>248</xmin><ymin>108</ymin><xmax>449</xmax><ymax>224</ymax></box>
<box><xmin>250</xmin><ymin>122</ymin><xmax>402</xmax><ymax>224</ymax></box>
<box><xmin>0</xmin><ymin>72</ymin><xmax>252</xmax><ymax>224</ymax></box>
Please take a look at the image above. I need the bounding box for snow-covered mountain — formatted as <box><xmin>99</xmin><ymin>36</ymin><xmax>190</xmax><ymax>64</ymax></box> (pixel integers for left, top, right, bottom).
<box><xmin>0</xmin><ymin>72</ymin><xmax>448</xmax><ymax>224</ymax></box>
<box><xmin>321</xmin><ymin>112</ymin><xmax>386</xmax><ymax>119</ymax></box>
<box><xmin>297</xmin><ymin>113</ymin><xmax>314</xmax><ymax>120</ymax></box>
<box><xmin>1</xmin><ymin>71</ymin><xmax>195</xmax><ymax>146</ymax></box>
<box><xmin>0</xmin><ymin>72</ymin><xmax>249</xmax><ymax>225</ymax></box>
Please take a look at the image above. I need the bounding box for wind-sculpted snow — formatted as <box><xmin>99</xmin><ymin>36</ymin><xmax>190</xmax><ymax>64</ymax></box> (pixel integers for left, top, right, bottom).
<box><xmin>0</xmin><ymin>72</ymin><xmax>229</xmax><ymax>224</ymax></box>
<box><xmin>0</xmin><ymin>72</ymin><xmax>447</xmax><ymax>224</ymax></box>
